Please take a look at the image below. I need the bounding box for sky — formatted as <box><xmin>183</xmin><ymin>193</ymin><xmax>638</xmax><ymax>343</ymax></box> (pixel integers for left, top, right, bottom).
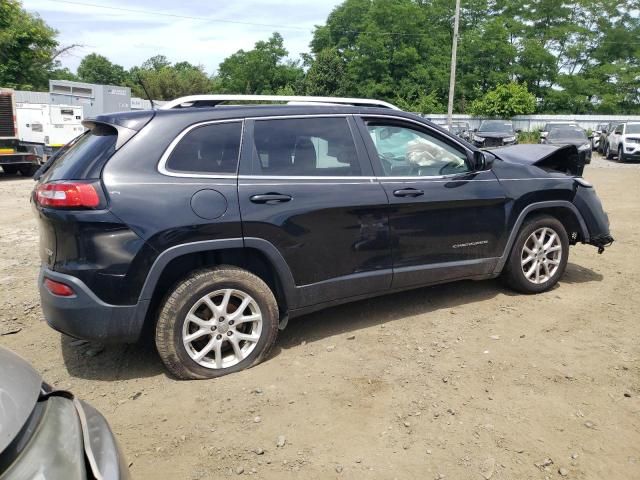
<box><xmin>22</xmin><ymin>0</ymin><xmax>344</xmax><ymax>74</ymax></box>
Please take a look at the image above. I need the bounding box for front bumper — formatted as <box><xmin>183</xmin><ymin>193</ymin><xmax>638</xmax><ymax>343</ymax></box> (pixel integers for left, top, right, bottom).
<box><xmin>39</xmin><ymin>267</ymin><xmax>148</xmax><ymax>343</ymax></box>
<box><xmin>623</xmin><ymin>144</ymin><xmax>640</xmax><ymax>160</ymax></box>
<box><xmin>573</xmin><ymin>185</ymin><xmax>614</xmax><ymax>252</ymax></box>
<box><xmin>473</xmin><ymin>139</ymin><xmax>517</xmax><ymax>148</ymax></box>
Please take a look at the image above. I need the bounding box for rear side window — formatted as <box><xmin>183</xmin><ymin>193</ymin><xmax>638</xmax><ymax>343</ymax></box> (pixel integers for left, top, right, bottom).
<box><xmin>250</xmin><ymin>117</ymin><xmax>361</xmax><ymax>176</ymax></box>
<box><xmin>165</xmin><ymin>122</ymin><xmax>242</xmax><ymax>175</ymax></box>
<box><xmin>43</xmin><ymin>124</ymin><xmax>116</xmax><ymax>181</ymax></box>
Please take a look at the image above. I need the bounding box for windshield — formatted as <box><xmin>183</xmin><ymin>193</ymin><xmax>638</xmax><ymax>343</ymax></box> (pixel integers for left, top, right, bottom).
<box><xmin>479</xmin><ymin>121</ymin><xmax>514</xmax><ymax>133</ymax></box>
<box><xmin>627</xmin><ymin>124</ymin><xmax>640</xmax><ymax>134</ymax></box>
<box><xmin>547</xmin><ymin>128</ymin><xmax>587</xmax><ymax>142</ymax></box>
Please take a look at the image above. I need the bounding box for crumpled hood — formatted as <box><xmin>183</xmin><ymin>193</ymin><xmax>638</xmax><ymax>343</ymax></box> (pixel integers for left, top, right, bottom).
<box><xmin>490</xmin><ymin>143</ymin><xmax>582</xmax><ymax>175</ymax></box>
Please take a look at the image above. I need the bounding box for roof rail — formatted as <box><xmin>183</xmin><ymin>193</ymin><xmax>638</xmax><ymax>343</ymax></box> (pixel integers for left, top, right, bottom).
<box><xmin>160</xmin><ymin>94</ymin><xmax>400</xmax><ymax>110</ymax></box>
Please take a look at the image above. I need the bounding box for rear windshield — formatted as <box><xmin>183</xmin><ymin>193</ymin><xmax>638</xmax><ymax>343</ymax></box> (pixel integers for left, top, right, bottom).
<box><xmin>41</xmin><ymin>124</ymin><xmax>117</xmax><ymax>181</ymax></box>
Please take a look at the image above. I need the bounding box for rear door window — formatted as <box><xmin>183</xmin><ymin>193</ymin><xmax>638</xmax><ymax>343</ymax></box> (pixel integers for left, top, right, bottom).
<box><xmin>165</xmin><ymin>122</ymin><xmax>242</xmax><ymax>175</ymax></box>
<box><xmin>249</xmin><ymin>117</ymin><xmax>362</xmax><ymax>176</ymax></box>
<box><xmin>42</xmin><ymin>124</ymin><xmax>116</xmax><ymax>181</ymax></box>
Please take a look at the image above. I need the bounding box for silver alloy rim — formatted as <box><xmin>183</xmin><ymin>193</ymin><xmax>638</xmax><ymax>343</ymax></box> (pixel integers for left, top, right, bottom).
<box><xmin>521</xmin><ymin>227</ymin><xmax>562</xmax><ymax>285</ymax></box>
<box><xmin>182</xmin><ymin>289</ymin><xmax>262</xmax><ymax>369</ymax></box>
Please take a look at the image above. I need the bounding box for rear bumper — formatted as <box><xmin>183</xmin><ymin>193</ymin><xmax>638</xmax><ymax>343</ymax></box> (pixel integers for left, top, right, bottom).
<box><xmin>39</xmin><ymin>267</ymin><xmax>148</xmax><ymax>343</ymax></box>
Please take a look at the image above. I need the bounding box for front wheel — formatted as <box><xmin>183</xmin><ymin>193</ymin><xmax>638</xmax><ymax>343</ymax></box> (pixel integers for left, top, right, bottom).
<box><xmin>502</xmin><ymin>215</ymin><xmax>569</xmax><ymax>294</ymax></box>
<box><xmin>155</xmin><ymin>266</ymin><xmax>279</xmax><ymax>380</ymax></box>
<box><xmin>605</xmin><ymin>143</ymin><xmax>614</xmax><ymax>159</ymax></box>
<box><xmin>618</xmin><ymin>146</ymin><xmax>626</xmax><ymax>163</ymax></box>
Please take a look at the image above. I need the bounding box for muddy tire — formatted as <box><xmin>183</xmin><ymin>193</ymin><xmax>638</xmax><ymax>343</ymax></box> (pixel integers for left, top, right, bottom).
<box><xmin>502</xmin><ymin>215</ymin><xmax>569</xmax><ymax>294</ymax></box>
<box><xmin>155</xmin><ymin>266</ymin><xmax>279</xmax><ymax>380</ymax></box>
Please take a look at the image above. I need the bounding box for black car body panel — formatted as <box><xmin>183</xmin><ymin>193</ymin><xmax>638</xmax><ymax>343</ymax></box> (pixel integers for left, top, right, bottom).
<box><xmin>32</xmin><ymin>104</ymin><xmax>613</xmax><ymax>343</ymax></box>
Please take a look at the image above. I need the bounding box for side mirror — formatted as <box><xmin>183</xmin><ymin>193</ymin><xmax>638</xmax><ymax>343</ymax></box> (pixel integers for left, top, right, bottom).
<box><xmin>473</xmin><ymin>128</ymin><xmax>478</xmax><ymax>133</ymax></box>
<box><xmin>473</xmin><ymin>151</ymin><xmax>493</xmax><ymax>170</ymax></box>
<box><xmin>515</xmin><ymin>128</ymin><xmax>522</xmax><ymax>134</ymax></box>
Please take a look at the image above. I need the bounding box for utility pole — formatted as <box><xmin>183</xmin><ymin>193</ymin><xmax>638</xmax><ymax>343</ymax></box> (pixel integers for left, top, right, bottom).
<box><xmin>447</xmin><ymin>0</ymin><xmax>461</xmax><ymax>127</ymax></box>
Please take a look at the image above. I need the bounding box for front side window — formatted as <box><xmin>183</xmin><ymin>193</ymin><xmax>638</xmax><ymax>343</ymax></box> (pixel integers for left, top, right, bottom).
<box><xmin>165</xmin><ymin>122</ymin><xmax>242</xmax><ymax>174</ymax></box>
<box><xmin>614</xmin><ymin>125</ymin><xmax>624</xmax><ymax>134</ymax></box>
<box><xmin>250</xmin><ymin>117</ymin><xmax>361</xmax><ymax>176</ymax></box>
<box><xmin>367</xmin><ymin>123</ymin><xmax>470</xmax><ymax>177</ymax></box>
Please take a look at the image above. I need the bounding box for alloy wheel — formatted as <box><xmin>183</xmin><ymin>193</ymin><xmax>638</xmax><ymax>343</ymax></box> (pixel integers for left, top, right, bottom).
<box><xmin>182</xmin><ymin>289</ymin><xmax>263</xmax><ymax>369</ymax></box>
<box><xmin>520</xmin><ymin>227</ymin><xmax>563</xmax><ymax>285</ymax></box>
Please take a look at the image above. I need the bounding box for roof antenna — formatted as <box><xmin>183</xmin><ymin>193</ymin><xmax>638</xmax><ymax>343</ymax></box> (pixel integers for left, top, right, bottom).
<box><xmin>137</xmin><ymin>74</ymin><xmax>155</xmax><ymax>110</ymax></box>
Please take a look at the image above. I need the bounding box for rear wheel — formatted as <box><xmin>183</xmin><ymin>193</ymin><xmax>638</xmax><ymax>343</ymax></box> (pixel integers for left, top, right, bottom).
<box><xmin>1</xmin><ymin>165</ymin><xmax>18</xmax><ymax>175</ymax></box>
<box><xmin>155</xmin><ymin>266</ymin><xmax>279</xmax><ymax>380</ymax></box>
<box><xmin>502</xmin><ymin>215</ymin><xmax>569</xmax><ymax>294</ymax></box>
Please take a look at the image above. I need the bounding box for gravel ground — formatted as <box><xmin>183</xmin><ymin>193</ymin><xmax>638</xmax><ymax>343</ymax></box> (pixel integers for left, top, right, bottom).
<box><xmin>1</xmin><ymin>153</ymin><xmax>639</xmax><ymax>479</ymax></box>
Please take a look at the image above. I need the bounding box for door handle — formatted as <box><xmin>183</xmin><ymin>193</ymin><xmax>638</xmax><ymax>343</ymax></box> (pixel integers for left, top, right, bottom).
<box><xmin>393</xmin><ymin>188</ymin><xmax>424</xmax><ymax>198</ymax></box>
<box><xmin>249</xmin><ymin>193</ymin><xmax>292</xmax><ymax>204</ymax></box>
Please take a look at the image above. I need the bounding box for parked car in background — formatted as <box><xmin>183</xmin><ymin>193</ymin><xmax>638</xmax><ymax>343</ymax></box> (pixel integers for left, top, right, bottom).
<box><xmin>605</xmin><ymin>122</ymin><xmax>640</xmax><ymax>162</ymax></box>
<box><xmin>542</xmin><ymin>127</ymin><xmax>592</xmax><ymax>164</ymax></box>
<box><xmin>591</xmin><ymin>123</ymin><xmax>609</xmax><ymax>151</ymax></box>
<box><xmin>472</xmin><ymin>120</ymin><xmax>518</xmax><ymax>147</ymax></box>
<box><xmin>597</xmin><ymin>122</ymin><xmax>618</xmax><ymax>154</ymax></box>
<box><xmin>451</xmin><ymin>121</ymin><xmax>471</xmax><ymax>141</ymax></box>
<box><xmin>32</xmin><ymin>95</ymin><xmax>612</xmax><ymax>379</ymax></box>
<box><xmin>539</xmin><ymin>122</ymin><xmax>579</xmax><ymax>142</ymax></box>
<box><xmin>0</xmin><ymin>346</ymin><xmax>129</xmax><ymax>479</ymax></box>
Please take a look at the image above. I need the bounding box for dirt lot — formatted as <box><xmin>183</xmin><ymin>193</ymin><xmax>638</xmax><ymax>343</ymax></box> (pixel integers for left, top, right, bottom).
<box><xmin>1</xmin><ymin>153</ymin><xmax>638</xmax><ymax>480</ymax></box>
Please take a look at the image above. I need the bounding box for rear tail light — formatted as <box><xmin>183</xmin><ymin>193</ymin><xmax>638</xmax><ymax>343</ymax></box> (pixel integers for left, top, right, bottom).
<box><xmin>35</xmin><ymin>181</ymin><xmax>102</xmax><ymax>209</ymax></box>
<box><xmin>44</xmin><ymin>278</ymin><xmax>75</xmax><ymax>297</ymax></box>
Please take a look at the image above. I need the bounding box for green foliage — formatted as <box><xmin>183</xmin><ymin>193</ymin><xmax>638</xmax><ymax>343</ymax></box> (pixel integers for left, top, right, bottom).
<box><xmin>394</xmin><ymin>91</ymin><xmax>445</xmax><ymax>114</ymax></box>
<box><xmin>0</xmin><ymin>0</ymin><xmax>59</xmax><ymax>90</ymax></box>
<box><xmin>468</xmin><ymin>82</ymin><xmax>536</xmax><ymax>118</ymax></box>
<box><xmin>214</xmin><ymin>33</ymin><xmax>304</xmax><ymax>94</ymax></box>
<box><xmin>517</xmin><ymin>129</ymin><xmax>541</xmax><ymax>144</ymax></box>
<box><xmin>128</xmin><ymin>58</ymin><xmax>212</xmax><ymax>100</ymax></box>
<box><xmin>77</xmin><ymin>53</ymin><xmax>127</xmax><ymax>85</ymax></box>
<box><xmin>2</xmin><ymin>0</ymin><xmax>639</xmax><ymax>114</ymax></box>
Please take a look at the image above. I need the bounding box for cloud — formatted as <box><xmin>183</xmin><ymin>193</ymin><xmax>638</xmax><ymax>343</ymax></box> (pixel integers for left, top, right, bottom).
<box><xmin>22</xmin><ymin>0</ymin><xmax>342</xmax><ymax>73</ymax></box>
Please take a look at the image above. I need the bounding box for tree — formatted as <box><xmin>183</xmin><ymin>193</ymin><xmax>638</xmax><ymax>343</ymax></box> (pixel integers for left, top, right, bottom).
<box><xmin>128</xmin><ymin>58</ymin><xmax>212</xmax><ymax>100</ymax></box>
<box><xmin>304</xmin><ymin>48</ymin><xmax>346</xmax><ymax>96</ymax></box>
<box><xmin>214</xmin><ymin>33</ymin><xmax>304</xmax><ymax>94</ymax></box>
<box><xmin>77</xmin><ymin>53</ymin><xmax>127</xmax><ymax>85</ymax></box>
<box><xmin>468</xmin><ymin>82</ymin><xmax>536</xmax><ymax>117</ymax></box>
<box><xmin>0</xmin><ymin>0</ymin><xmax>59</xmax><ymax>90</ymax></box>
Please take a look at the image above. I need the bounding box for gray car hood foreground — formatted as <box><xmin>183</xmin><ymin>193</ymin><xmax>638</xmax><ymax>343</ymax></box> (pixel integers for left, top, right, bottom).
<box><xmin>490</xmin><ymin>144</ymin><xmax>582</xmax><ymax>175</ymax></box>
<box><xmin>0</xmin><ymin>347</ymin><xmax>42</xmax><ymax>453</ymax></box>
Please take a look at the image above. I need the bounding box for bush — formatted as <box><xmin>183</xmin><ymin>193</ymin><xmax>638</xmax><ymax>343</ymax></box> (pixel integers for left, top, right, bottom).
<box><xmin>469</xmin><ymin>82</ymin><xmax>536</xmax><ymax>118</ymax></box>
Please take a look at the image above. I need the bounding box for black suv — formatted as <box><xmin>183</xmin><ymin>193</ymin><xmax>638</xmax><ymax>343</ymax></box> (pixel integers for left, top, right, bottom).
<box><xmin>32</xmin><ymin>95</ymin><xmax>613</xmax><ymax>380</ymax></box>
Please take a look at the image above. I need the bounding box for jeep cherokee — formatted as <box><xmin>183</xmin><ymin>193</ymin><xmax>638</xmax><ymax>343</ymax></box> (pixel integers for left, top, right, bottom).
<box><xmin>32</xmin><ymin>95</ymin><xmax>613</xmax><ymax>380</ymax></box>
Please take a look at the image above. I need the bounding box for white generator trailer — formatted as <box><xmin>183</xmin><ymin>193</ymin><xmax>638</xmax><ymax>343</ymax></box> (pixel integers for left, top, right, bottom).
<box><xmin>0</xmin><ymin>88</ymin><xmax>84</xmax><ymax>176</ymax></box>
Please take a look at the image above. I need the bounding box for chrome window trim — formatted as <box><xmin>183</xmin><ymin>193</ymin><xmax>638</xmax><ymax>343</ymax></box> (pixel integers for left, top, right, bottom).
<box><xmin>157</xmin><ymin>113</ymin><xmax>475</xmax><ymax>180</ymax></box>
<box><xmin>158</xmin><ymin>119</ymin><xmax>244</xmax><ymax>179</ymax></box>
<box><xmin>360</xmin><ymin>114</ymin><xmax>473</xmax><ymax>158</ymax></box>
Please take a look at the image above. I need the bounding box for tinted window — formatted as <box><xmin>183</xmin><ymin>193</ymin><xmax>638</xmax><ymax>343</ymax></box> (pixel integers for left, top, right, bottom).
<box><xmin>43</xmin><ymin>125</ymin><xmax>116</xmax><ymax>181</ymax></box>
<box><xmin>166</xmin><ymin>122</ymin><xmax>242</xmax><ymax>174</ymax></box>
<box><xmin>626</xmin><ymin>124</ymin><xmax>640</xmax><ymax>134</ymax></box>
<box><xmin>250</xmin><ymin>117</ymin><xmax>361</xmax><ymax>176</ymax></box>
<box><xmin>367</xmin><ymin>123</ymin><xmax>470</xmax><ymax>177</ymax></box>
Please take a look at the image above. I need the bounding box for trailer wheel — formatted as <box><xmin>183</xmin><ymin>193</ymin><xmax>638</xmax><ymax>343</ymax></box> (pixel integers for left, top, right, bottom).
<box><xmin>1</xmin><ymin>165</ymin><xmax>18</xmax><ymax>175</ymax></box>
<box><xmin>18</xmin><ymin>165</ymin><xmax>39</xmax><ymax>177</ymax></box>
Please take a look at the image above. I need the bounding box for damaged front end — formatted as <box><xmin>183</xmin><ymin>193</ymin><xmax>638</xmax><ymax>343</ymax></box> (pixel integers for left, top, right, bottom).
<box><xmin>491</xmin><ymin>144</ymin><xmax>614</xmax><ymax>253</ymax></box>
